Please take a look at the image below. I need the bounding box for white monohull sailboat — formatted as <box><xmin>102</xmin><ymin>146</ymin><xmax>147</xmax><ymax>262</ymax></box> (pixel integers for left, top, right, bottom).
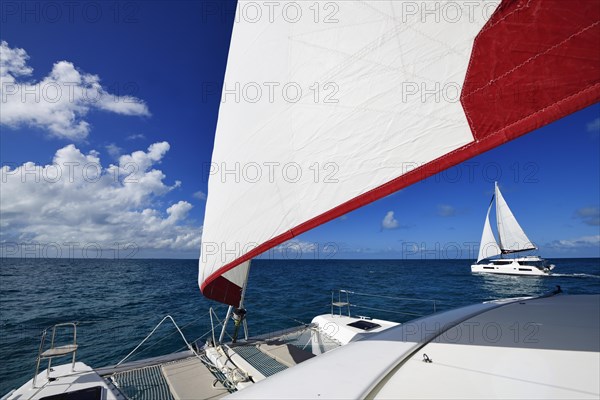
<box><xmin>471</xmin><ymin>182</ymin><xmax>555</xmax><ymax>276</ymax></box>
<box><xmin>3</xmin><ymin>1</ymin><xmax>599</xmax><ymax>399</ymax></box>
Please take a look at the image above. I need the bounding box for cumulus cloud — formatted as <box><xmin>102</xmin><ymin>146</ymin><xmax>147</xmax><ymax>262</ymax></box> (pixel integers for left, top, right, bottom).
<box><xmin>0</xmin><ymin>41</ymin><xmax>149</xmax><ymax>140</ymax></box>
<box><xmin>0</xmin><ymin>142</ymin><xmax>200</xmax><ymax>255</ymax></box>
<box><xmin>382</xmin><ymin>211</ymin><xmax>399</xmax><ymax>229</ymax></box>
<box><xmin>0</xmin><ymin>42</ymin><xmax>32</xmax><ymax>77</ymax></box>
<box><xmin>575</xmin><ymin>207</ymin><xmax>600</xmax><ymax>226</ymax></box>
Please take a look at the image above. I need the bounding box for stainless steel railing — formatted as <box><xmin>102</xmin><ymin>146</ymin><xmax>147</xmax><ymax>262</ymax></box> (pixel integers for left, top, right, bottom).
<box><xmin>33</xmin><ymin>323</ymin><xmax>78</xmax><ymax>388</ymax></box>
<box><xmin>331</xmin><ymin>289</ymin><xmax>438</xmax><ymax>320</ymax></box>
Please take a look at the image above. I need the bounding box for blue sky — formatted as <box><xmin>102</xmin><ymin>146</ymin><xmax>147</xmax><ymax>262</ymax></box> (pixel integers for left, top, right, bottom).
<box><xmin>1</xmin><ymin>1</ymin><xmax>598</xmax><ymax>260</ymax></box>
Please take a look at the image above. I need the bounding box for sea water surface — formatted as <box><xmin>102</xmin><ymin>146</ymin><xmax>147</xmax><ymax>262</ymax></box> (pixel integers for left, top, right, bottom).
<box><xmin>1</xmin><ymin>258</ymin><xmax>599</xmax><ymax>393</ymax></box>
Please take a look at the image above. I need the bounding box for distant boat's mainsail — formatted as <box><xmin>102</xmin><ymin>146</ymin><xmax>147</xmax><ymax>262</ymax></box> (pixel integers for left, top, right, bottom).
<box><xmin>200</xmin><ymin>0</ymin><xmax>600</xmax><ymax>306</ymax></box>
<box><xmin>495</xmin><ymin>183</ymin><xmax>536</xmax><ymax>254</ymax></box>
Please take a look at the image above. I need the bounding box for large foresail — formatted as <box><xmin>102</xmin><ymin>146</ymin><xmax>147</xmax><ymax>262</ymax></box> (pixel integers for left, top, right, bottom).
<box><xmin>495</xmin><ymin>183</ymin><xmax>536</xmax><ymax>253</ymax></box>
<box><xmin>199</xmin><ymin>0</ymin><xmax>600</xmax><ymax>306</ymax></box>
<box><xmin>477</xmin><ymin>197</ymin><xmax>501</xmax><ymax>263</ymax></box>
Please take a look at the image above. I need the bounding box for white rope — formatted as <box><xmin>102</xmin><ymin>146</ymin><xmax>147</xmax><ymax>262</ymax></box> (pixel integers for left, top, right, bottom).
<box><xmin>115</xmin><ymin>312</ymin><xmax>242</xmax><ymax>391</ymax></box>
<box><xmin>116</xmin><ymin>315</ymin><xmax>194</xmax><ymax>366</ymax></box>
<box><xmin>123</xmin><ymin>308</ymin><xmax>223</xmax><ymax>359</ymax></box>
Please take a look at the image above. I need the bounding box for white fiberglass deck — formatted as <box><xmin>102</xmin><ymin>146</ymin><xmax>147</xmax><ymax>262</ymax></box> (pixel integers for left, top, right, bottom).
<box><xmin>371</xmin><ymin>294</ymin><xmax>600</xmax><ymax>399</ymax></box>
<box><xmin>227</xmin><ymin>294</ymin><xmax>600</xmax><ymax>399</ymax></box>
<box><xmin>311</xmin><ymin>314</ymin><xmax>400</xmax><ymax>346</ymax></box>
<box><xmin>6</xmin><ymin>362</ymin><xmax>124</xmax><ymax>400</ymax></box>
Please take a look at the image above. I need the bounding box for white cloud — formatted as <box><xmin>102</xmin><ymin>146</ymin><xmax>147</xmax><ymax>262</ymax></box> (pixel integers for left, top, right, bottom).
<box><xmin>0</xmin><ymin>41</ymin><xmax>150</xmax><ymax>140</ymax></box>
<box><xmin>126</xmin><ymin>133</ymin><xmax>146</xmax><ymax>141</ymax></box>
<box><xmin>0</xmin><ymin>142</ymin><xmax>200</xmax><ymax>254</ymax></box>
<box><xmin>106</xmin><ymin>143</ymin><xmax>122</xmax><ymax>159</ymax></box>
<box><xmin>193</xmin><ymin>191</ymin><xmax>207</xmax><ymax>201</ymax></box>
<box><xmin>166</xmin><ymin>201</ymin><xmax>193</xmax><ymax>224</ymax></box>
<box><xmin>0</xmin><ymin>42</ymin><xmax>32</xmax><ymax>77</ymax></box>
<box><xmin>546</xmin><ymin>235</ymin><xmax>600</xmax><ymax>249</ymax></box>
<box><xmin>382</xmin><ymin>211</ymin><xmax>399</xmax><ymax>229</ymax></box>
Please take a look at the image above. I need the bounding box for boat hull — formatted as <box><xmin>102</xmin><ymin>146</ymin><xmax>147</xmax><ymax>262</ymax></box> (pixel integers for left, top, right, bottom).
<box><xmin>471</xmin><ymin>258</ymin><xmax>553</xmax><ymax>276</ymax></box>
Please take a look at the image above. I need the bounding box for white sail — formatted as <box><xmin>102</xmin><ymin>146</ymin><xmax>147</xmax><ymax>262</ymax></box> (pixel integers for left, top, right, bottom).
<box><xmin>199</xmin><ymin>1</ymin><xmax>498</xmax><ymax>305</ymax></box>
<box><xmin>477</xmin><ymin>199</ymin><xmax>501</xmax><ymax>263</ymax></box>
<box><xmin>199</xmin><ymin>0</ymin><xmax>599</xmax><ymax>306</ymax></box>
<box><xmin>495</xmin><ymin>183</ymin><xmax>536</xmax><ymax>253</ymax></box>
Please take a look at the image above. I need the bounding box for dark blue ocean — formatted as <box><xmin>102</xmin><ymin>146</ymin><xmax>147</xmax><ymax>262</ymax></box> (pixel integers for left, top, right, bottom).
<box><xmin>1</xmin><ymin>258</ymin><xmax>599</xmax><ymax>394</ymax></box>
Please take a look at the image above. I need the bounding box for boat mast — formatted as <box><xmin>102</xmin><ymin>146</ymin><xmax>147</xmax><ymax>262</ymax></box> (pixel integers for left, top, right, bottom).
<box><xmin>236</xmin><ymin>261</ymin><xmax>251</xmax><ymax>342</ymax></box>
<box><xmin>495</xmin><ymin>182</ymin><xmax>503</xmax><ymax>259</ymax></box>
<box><xmin>217</xmin><ymin>260</ymin><xmax>251</xmax><ymax>344</ymax></box>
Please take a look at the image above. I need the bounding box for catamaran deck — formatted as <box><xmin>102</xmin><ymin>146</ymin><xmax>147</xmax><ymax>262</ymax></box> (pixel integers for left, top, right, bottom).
<box><xmin>105</xmin><ymin>318</ymin><xmax>373</xmax><ymax>400</ymax></box>
<box><xmin>4</xmin><ymin>314</ymin><xmax>395</xmax><ymax>400</ymax></box>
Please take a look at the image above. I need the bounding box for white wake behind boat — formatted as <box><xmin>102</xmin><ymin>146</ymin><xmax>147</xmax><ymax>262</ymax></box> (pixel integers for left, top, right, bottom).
<box><xmin>3</xmin><ymin>0</ymin><xmax>599</xmax><ymax>399</ymax></box>
<box><xmin>471</xmin><ymin>182</ymin><xmax>555</xmax><ymax>276</ymax></box>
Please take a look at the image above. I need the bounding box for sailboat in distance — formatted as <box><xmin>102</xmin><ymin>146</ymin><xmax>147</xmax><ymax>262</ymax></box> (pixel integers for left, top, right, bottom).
<box><xmin>472</xmin><ymin>183</ymin><xmax>554</xmax><ymax>276</ymax></box>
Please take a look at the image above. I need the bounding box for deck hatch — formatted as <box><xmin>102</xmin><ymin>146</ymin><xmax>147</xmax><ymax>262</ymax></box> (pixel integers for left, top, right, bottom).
<box><xmin>347</xmin><ymin>320</ymin><xmax>381</xmax><ymax>331</ymax></box>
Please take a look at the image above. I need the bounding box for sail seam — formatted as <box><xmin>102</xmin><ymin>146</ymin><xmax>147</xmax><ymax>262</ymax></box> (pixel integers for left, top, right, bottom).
<box><xmin>460</xmin><ymin>0</ymin><xmax>600</xmax><ymax>141</ymax></box>
<box><xmin>463</xmin><ymin>20</ymin><xmax>600</xmax><ymax>102</ymax></box>
<box><xmin>460</xmin><ymin>0</ymin><xmax>529</xmax><ymax>115</ymax></box>
<box><xmin>480</xmin><ymin>0</ymin><xmax>530</xmax><ymax>32</ymax></box>
<box><xmin>467</xmin><ymin>83</ymin><xmax>600</xmax><ymax>143</ymax></box>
